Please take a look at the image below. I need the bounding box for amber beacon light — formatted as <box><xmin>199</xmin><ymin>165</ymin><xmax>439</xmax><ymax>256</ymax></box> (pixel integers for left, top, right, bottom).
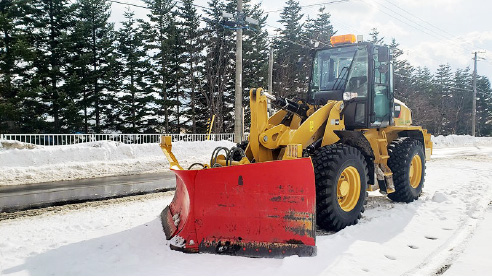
<box><xmin>330</xmin><ymin>34</ymin><xmax>356</xmax><ymax>45</ymax></box>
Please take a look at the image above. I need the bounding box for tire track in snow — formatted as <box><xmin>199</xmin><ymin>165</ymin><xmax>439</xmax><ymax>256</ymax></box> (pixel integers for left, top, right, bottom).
<box><xmin>404</xmin><ymin>161</ymin><xmax>492</xmax><ymax>276</ymax></box>
<box><xmin>316</xmin><ymin>150</ymin><xmax>492</xmax><ymax>276</ymax></box>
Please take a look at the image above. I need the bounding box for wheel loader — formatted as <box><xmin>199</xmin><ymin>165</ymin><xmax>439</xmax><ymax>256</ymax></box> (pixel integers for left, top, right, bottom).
<box><xmin>159</xmin><ymin>34</ymin><xmax>432</xmax><ymax>258</ymax></box>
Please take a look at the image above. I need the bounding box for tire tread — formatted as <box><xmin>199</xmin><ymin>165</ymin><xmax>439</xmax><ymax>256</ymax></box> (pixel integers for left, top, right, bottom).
<box><xmin>313</xmin><ymin>144</ymin><xmax>368</xmax><ymax>231</ymax></box>
<box><xmin>387</xmin><ymin>138</ymin><xmax>426</xmax><ymax>202</ymax></box>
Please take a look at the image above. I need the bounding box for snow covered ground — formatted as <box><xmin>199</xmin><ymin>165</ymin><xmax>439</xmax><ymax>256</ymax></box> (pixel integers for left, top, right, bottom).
<box><xmin>1</xmin><ymin>135</ymin><xmax>492</xmax><ymax>275</ymax></box>
<box><xmin>0</xmin><ymin>140</ymin><xmax>235</xmax><ymax>186</ymax></box>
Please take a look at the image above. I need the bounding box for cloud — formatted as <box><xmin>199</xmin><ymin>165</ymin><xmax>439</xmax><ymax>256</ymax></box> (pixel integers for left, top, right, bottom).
<box><xmin>396</xmin><ymin>0</ymin><xmax>463</xmax><ymax>12</ymax></box>
<box><xmin>401</xmin><ymin>31</ymin><xmax>492</xmax><ymax>72</ymax></box>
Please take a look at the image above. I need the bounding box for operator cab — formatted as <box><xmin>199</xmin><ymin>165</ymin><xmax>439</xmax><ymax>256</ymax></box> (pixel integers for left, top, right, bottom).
<box><xmin>308</xmin><ymin>34</ymin><xmax>393</xmax><ymax>130</ymax></box>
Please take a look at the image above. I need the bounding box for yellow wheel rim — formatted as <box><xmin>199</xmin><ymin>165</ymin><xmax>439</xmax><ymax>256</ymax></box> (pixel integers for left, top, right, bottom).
<box><xmin>337</xmin><ymin>166</ymin><xmax>361</xmax><ymax>212</ymax></box>
<box><xmin>409</xmin><ymin>154</ymin><xmax>423</xmax><ymax>189</ymax></box>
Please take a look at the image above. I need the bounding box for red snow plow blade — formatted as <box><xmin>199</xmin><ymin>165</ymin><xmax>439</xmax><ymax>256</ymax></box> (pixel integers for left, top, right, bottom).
<box><xmin>160</xmin><ymin>158</ymin><xmax>316</xmax><ymax>258</ymax></box>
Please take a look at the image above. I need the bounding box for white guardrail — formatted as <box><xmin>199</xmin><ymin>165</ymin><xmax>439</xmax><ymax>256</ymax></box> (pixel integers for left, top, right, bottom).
<box><xmin>0</xmin><ymin>133</ymin><xmax>249</xmax><ymax>146</ymax></box>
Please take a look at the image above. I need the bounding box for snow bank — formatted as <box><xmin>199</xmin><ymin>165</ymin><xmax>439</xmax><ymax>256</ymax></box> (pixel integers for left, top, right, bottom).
<box><xmin>432</xmin><ymin>135</ymin><xmax>492</xmax><ymax>148</ymax></box>
<box><xmin>1</xmin><ymin>134</ymin><xmax>491</xmax><ymax>186</ymax></box>
<box><xmin>0</xmin><ymin>140</ymin><xmax>37</xmax><ymax>150</ymax></box>
<box><xmin>0</xmin><ymin>140</ymin><xmax>235</xmax><ymax>186</ymax></box>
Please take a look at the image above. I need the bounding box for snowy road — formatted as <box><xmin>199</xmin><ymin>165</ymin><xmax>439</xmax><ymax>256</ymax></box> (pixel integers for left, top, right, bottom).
<box><xmin>0</xmin><ymin>172</ymin><xmax>175</xmax><ymax>212</ymax></box>
<box><xmin>1</xmin><ymin>146</ymin><xmax>492</xmax><ymax>275</ymax></box>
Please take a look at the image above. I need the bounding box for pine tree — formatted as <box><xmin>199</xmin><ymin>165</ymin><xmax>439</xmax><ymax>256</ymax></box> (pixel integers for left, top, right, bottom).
<box><xmin>241</xmin><ymin>1</ymin><xmax>269</xmax><ymax>131</ymax></box>
<box><xmin>304</xmin><ymin>6</ymin><xmax>334</xmax><ymax>48</ymax></box>
<box><xmin>141</xmin><ymin>0</ymin><xmax>182</xmax><ymax>133</ymax></box>
<box><xmin>411</xmin><ymin>66</ymin><xmax>437</xmax><ymax>132</ymax></box>
<box><xmin>196</xmin><ymin>0</ymin><xmax>224</xmax><ymax>134</ymax></box>
<box><xmin>451</xmin><ymin>67</ymin><xmax>472</xmax><ymax>134</ymax></box>
<box><xmin>30</xmin><ymin>0</ymin><xmax>77</xmax><ymax>133</ymax></box>
<box><xmin>475</xmin><ymin>76</ymin><xmax>491</xmax><ymax>136</ymax></box>
<box><xmin>0</xmin><ymin>0</ymin><xmax>38</xmax><ymax>133</ymax></box>
<box><xmin>300</xmin><ymin>6</ymin><xmax>336</xmax><ymax>103</ymax></box>
<box><xmin>168</xmin><ymin>18</ymin><xmax>186</xmax><ymax>133</ymax></box>
<box><xmin>201</xmin><ymin>0</ymin><xmax>235</xmax><ymax>133</ymax></box>
<box><xmin>0</xmin><ymin>0</ymin><xmax>18</xmax><ymax>132</ymax></box>
<box><xmin>178</xmin><ymin>0</ymin><xmax>203</xmax><ymax>133</ymax></box>
<box><xmin>389</xmin><ymin>38</ymin><xmax>414</xmax><ymax>103</ymax></box>
<box><xmin>433</xmin><ymin>64</ymin><xmax>453</xmax><ymax>135</ymax></box>
<box><xmin>68</xmin><ymin>0</ymin><xmax>117</xmax><ymax>133</ymax></box>
<box><xmin>274</xmin><ymin>0</ymin><xmax>305</xmax><ymax>98</ymax></box>
<box><xmin>115</xmin><ymin>10</ymin><xmax>154</xmax><ymax>133</ymax></box>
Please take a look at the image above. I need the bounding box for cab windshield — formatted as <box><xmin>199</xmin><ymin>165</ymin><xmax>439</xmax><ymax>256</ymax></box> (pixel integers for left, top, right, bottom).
<box><xmin>309</xmin><ymin>45</ymin><xmax>368</xmax><ymax>103</ymax></box>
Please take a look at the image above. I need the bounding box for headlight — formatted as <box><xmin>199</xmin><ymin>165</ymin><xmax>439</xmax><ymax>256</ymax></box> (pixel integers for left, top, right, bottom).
<box><xmin>343</xmin><ymin>92</ymin><xmax>358</xmax><ymax>101</ymax></box>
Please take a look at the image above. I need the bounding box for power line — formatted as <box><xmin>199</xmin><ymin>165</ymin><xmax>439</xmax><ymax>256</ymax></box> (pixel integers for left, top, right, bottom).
<box><xmin>375</xmin><ymin>0</ymin><xmax>460</xmax><ymax>45</ymax></box>
<box><xmin>108</xmin><ymin>0</ymin><xmax>492</xmax><ymax>71</ymax></box>
<box><xmin>265</xmin><ymin>23</ymin><xmax>331</xmax><ymax>48</ymax></box>
<box><xmin>331</xmin><ymin>20</ymin><xmax>362</xmax><ymax>35</ymax></box>
<box><xmin>264</xmin><ymin>0</ymin><xmax>348</xmax><ymax>13</ymax></box>
<box><xmin>173</xmin><ymin>0</ymin><xmax>343</xmax><ymax>50</ymax></box>
<box><xmin>108</xmin><ymin>0</ymin><xmax>354</xmax><ymax>51</ymax></box>
<box><xmin>174</xmin><ymin>0</ymin><xmax>210</xmax><ymax>11</ymax></box>
<box><xmin>368</xmin><ymin>0</ymin><xmax>492</xmax><ymax>68</ymax></box>
<box><xmin>89</xmin><ymin>0</ymin><xmax>492</xmax><ymax>96</ymax></box>
<box><xmin>361</xmin><ymin>0</ymin><xmax>464</xmax><ymax>61</ymax></box>
<box><xmin>381</xmin><ymin>0</ymin><xmax>458</xmax><ymax>41</ymax></box>
<box><xmin>267</xmin><ymin>34</ymin><xmax>312</xmax><ymax>50</ymax></box>
<box><xmin>358</xmin><ymin>0</ymin><xmax>444</xmax><ymax>40</ymax></box>
<box><xmin>109</xmin><ymin>0</ymin><xmax>210</xmax><ymax>11</ymax></box>
<box><xmin>401</xmin><ymin>51</ymin><xmax>469</xmax><ymax>73</ymax></box>
<box><xmin>381</xmin><ymin>0</ymin><xmax>491</xmax><ymax>61</ymax></box>
<box><xmin>108</xmin><ymin>0</ymin><xmax>327</xmax><ymax>48</ymax></box>
<box><xmin>108</xmin><ymin>0</ymin><xmax>147</xmax><ymax>9</ymax></box>
<box><xmin>356</xmin><ymin>0</ymin><xmax>476</xmax><ymax>68</ymax></box>
<box><xmin>108</xmin><ymin>0</ymin><xmax>349</xmax><ymax>50</ymax></box>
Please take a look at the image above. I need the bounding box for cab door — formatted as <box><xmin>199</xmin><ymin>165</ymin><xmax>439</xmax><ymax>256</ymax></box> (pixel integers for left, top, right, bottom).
<box><xmin>343</xmin><ymin>45</ymin><xmax>370</xmax><ymax>129</ymax></box>
<box><xmin>370</xmin><ymin>46</ymin><xmax>393</xmax><ymax>127</ymax></box>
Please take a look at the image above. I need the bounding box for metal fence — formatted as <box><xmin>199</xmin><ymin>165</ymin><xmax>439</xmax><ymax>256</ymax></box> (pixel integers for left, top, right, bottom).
<box><xmin>0</xmin><ymin>133</ymin><xmax>249</xmax><ymax>146</ymax></box>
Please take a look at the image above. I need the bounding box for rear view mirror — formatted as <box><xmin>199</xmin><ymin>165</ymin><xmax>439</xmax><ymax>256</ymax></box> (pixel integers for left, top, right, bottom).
<box><xmin>378</xmin><ymin>47</ymin><xmax>389</xmax><ymax>62</ymax></box>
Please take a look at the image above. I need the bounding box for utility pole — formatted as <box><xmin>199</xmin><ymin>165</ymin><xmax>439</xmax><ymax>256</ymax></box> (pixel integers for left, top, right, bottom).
<box><xmin>471</xmin><ymin>50</ymin><xmax>486</xmax><ymax>136</ymax></box>
<box><xmin>472</xmin><ymin>52</ymin><xmax>477</xmax><ymax>137</ymax></box>
<box><xmin>222</xmin><ymin>4</ymin><xmax>258</xmax><ymax>143</ymax></box>
<box><xmin>267</xmin><ymin>47</ymin><xmax>274</xmax><ymax>115</ymax></box>
<box><xmin>268</xmin><ymin>47</ymin><xmax>273</xmax><ymax>93</ymax></box>
<box><xmin>234</xmin><ymin>0</ymin><xmax>243</xmax><ymax>143</ymax></box>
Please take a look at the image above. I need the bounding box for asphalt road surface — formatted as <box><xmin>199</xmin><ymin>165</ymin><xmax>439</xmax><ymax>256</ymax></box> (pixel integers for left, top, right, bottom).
<box><xmin>0</xmin><ymin>172</ymin><xmax>176</xmax><ymax>212</ymax></box>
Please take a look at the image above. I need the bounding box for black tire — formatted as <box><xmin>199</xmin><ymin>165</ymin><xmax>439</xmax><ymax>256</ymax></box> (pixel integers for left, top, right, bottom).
<box><xmin>387</xmin><ymin>138</ymin><xmax>426</xmax><ymax>203</ymax></box>
<box><xmin>312</xmin><ymin>144</ymin><xmax>368</xmax><ymax>231</ymax></box>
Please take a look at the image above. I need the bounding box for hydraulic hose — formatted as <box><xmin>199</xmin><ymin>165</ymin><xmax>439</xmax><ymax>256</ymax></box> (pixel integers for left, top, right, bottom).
<box><xmin>263</xmin><ymin>91</ymin><xmax>309</xmax><ymax>119</ymax></box>
<box><xmin>209</xmin><ymin>146</ymin><xmax>247</xmax><ymax>168</ymax></box>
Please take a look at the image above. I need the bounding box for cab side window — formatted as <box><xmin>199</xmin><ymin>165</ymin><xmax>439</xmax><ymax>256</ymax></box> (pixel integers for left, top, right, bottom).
<box><xmin>345</xmin><ymin>46</ymin><xmax>369</xmax><ymax>98</ymax></box>
<box><xmin>372</xmin><ymin>46</ymin><xmax>391</xmax><ymax>126</ymax></box>
<box><xmin>345</xmin><ymin>46</ymin><xmax>369</xmax><ymax>125</ymax></box>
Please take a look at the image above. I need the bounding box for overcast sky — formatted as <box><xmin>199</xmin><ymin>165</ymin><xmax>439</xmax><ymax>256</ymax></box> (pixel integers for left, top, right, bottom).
<box><xmin>109</xmin><ymin>0</ymin><xmax>492</xmax><ymax>81</ymax></box>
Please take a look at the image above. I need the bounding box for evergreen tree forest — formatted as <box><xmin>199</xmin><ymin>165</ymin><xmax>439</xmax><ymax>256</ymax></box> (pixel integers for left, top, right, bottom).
<box><xmin>0</xmin><ymin>0</ymin><xmax>491</xmax><ymax>136</ymax></box>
